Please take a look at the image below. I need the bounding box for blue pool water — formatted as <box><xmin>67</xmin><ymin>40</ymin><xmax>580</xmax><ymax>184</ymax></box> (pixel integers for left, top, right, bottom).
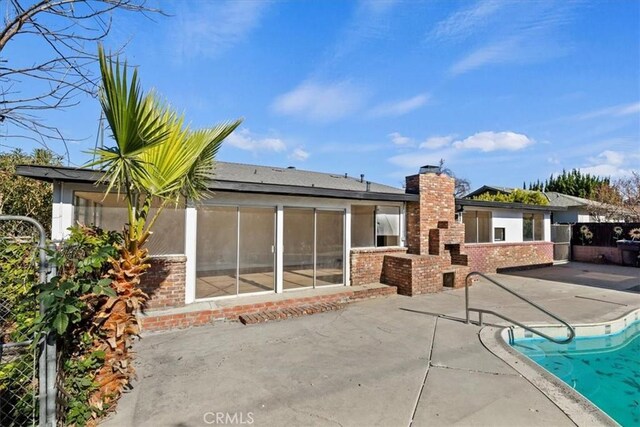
<box><xmin>512</xmin><ymin>321</ymin><xmax>640</xmax><ymax>427</ymax></box>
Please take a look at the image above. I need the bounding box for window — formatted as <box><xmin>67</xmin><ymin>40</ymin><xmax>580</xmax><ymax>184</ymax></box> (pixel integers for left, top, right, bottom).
<box><xmin>463</xmin><ymin>211</ymin><xmax>491</xmax><ymax>243</ymax></box>
<box><xmin>74</xmin><ymin>192</ymin><xmax>185</xmax><ymax>255</ymax></box>
<box><xmin>351</xmin><ymin>205</ymin><xmax>401</xmax><ymax>248</ymax></box>
<box><xmin>523</xmin><ymin>213</ymin><xmax>544</xmax><ymax>241</ymax></box>
<box><xmin>376</xmin><ymin>206</ymin><xmax>400</xmax><ymax>246</ymax></box>
<box><xmin>494</xmin><ymin>227</ymin><xmax>505</xmax><ymax>242</ymax></box>
<box><xmin>74</xmin><ymin>196</ymin><xmax>102</xmax><ymax>226</ymax></box>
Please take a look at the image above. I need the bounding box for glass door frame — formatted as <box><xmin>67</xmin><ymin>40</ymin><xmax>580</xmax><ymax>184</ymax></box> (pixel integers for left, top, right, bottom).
<box><xmin>282</xmin><ymin>206</ymin><xmax>346</xmax><ymax>292</ymax></box>
<box><xmin>194</xmin><ymin>204</ymin><xmax>277</xmax><ymax>301</ymax></box>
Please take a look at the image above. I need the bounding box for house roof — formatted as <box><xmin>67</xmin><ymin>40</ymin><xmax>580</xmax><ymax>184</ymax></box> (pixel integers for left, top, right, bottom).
<box><xmin>543</xmin><ymin>191</ymin><xmax>592</xmax><ymax>208</ymax></box>
<box><xmin>464</xmin><ymin>185</ymin><xmax>516</xmax><ymax>198</ymax></box>
<box><xmin>16</xmin><ymin>162</ymin><xmax>417</xmax><ymax>202</ymax></box>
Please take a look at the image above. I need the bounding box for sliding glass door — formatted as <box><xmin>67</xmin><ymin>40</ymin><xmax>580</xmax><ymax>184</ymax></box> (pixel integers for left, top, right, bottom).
<box><xmin>238</xmin><ymin>207</ymin><xmax>276</xmax><ymax>294</ymax></box>
<box><xmin>283</xmin><ymin>208</ymin><xmax>344</xmax><ymax>290</ymax></box>
<box><xmin>196</xmin><ymin>206</ymin><xmax>275</xmax><ymax>299</ymax></box>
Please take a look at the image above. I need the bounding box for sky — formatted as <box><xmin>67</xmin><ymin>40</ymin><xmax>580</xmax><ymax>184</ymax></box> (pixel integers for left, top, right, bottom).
<box><xmin>4</xmin><ymin>0</ymin><xmax>640</xmax><ymax>191</ymax></box>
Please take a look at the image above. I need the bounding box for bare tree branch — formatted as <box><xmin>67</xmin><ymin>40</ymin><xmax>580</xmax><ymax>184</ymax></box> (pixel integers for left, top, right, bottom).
<box><xmin>0</xmin><ymin>0</ymin><xmax>164</xmax><ymax>149</ymax></box>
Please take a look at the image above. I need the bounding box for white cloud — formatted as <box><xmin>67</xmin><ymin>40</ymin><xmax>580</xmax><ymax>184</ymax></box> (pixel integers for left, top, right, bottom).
<box><xmin>450</xmin><ymin>38</ymin><xmax>521</xmax><ymax>75</ymax></box>
<box><xmin>420</xmin><ymin>135</ymin><xmax>455</xmax><ymax>149</ymax></box>
<box><xmin>444</xmin><ymin>2</ymin><xmax>577</xmax><ymax>75</ymax></box>
<box><xmin>369</xmin><ymin>94</ymin><xmax>430</xmax><ymax>117</ymax></box>
<box><xmin>272</xmin><ymin>81</ymin><xmax>366</xmax><ymax>122</ymax></box>
<box><xmin>175</xmin><ymin>1</ymin><xmax>269</xmax><ymax>58</ymax></box>
<box><xmin>330</xmin><ymin>0</ymin><xmax>400</xmax><ymax>62</ymax></box>
<box><xmin>452</xmin><ymin>131</ymin><xmax>534</xmax><ymax>152</ymax></box>
<box><xmin>578</xmin><ymin>150</ymin><xmax>640</xmax><ymax>178</ymax></box>
<box><xmin>388</xmin><ymin>132</ymin><xmax>414</xmax><ymax>146</ymax></box>
<box><xmin>574</xmin><ymin>102</ymin><xmax>640</xmax><ymax>121</ymax></box>
<box><xmin>226</xmin><ymin>128</ymin><xmax>286</xmax><ymax>153</ymax></box>
<box><xmin>289</xmin><ymin>148</ymin><xmax>310</xmax><ymax>161</ymax></box>
<box><xmin>430</xmin><ymin>0</ymin><xmax>503</xmax><ymax>42</ymax></box>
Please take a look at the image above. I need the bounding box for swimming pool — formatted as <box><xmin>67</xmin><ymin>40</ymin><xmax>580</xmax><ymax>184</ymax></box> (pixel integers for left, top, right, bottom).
<box><xmin>511</xmin><ymin>316</ymin><xmax>640</xmax><ymax>427</ymax></box>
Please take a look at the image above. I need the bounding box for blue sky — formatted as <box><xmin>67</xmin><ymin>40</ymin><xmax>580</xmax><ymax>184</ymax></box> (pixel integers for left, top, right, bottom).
<box><xmin>5</xmin><ymin>0</ymin><xmax>640</xmax><ymax>190</ymax></box>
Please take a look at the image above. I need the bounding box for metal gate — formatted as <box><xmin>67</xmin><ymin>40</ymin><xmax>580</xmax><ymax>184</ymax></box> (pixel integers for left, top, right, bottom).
<box><xmin>0</xmin><ymin>216</ymin><xmax>56</xmax><ymax>427</ymax></box>
<box><xmin>551</xmin><ymin>224</ymin><xmax>572</xmax><ymax>262</ymax></box>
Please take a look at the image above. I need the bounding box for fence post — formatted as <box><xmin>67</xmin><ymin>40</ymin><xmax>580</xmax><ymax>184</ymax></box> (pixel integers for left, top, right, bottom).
<box><xmin>0</xmin><ymin>215</ymin><xmax>56</xmax><ymax>427</ymax></box>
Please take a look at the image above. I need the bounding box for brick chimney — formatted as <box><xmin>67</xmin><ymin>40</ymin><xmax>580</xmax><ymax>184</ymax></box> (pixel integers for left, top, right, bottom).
<box><xmin>405</xmin><ymin>166</ymin><xmax>456</xmax><ymax>255</ymax></box>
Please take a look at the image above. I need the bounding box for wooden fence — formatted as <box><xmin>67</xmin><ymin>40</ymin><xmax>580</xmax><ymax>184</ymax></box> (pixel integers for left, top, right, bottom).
<box><xmin>572</xmin><ymin>222</ymin><xmax>640</xmax><ymax>247</ymax></box>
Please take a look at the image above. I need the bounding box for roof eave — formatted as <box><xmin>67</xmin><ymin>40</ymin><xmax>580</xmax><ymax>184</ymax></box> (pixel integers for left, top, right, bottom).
<box><xmin>455</xmin><ymin>198</ymin><xmax>566</xmax><ymax>212</ymax></box>
<box><xmin>16</xmin><ymin>165</ymin><xmax>417</xmax><ymax>202</ymax></box>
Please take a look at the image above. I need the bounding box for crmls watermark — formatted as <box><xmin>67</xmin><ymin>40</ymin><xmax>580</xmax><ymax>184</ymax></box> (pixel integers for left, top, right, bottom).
<box><xmin>203</xmin><ymin>411</ymin><xmax>254</xmax><ymax>425</ymax></box>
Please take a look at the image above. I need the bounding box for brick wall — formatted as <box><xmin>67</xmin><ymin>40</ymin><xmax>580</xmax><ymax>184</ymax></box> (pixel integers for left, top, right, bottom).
<box><xmin>572</xmin><ymin>246</ymin><xmax>623</xmax><ymax>265</ymax></box>
<box><xmin>383</xmin><ymin>253</ymin><xmax>470</xmax><ymax>295</ymax></box>
<box><xmin>350</xmin><ymin>247</ymin><xmax>408</xmax><ymax>285</ymax></box>
<box><xmin>141</xmin><ymin>256</ymin><xmax>187</xmax><ymax>310</ymax></box>
<box><xmin>465</xmin><ymin>242</ymin><xmax>553</xmax><ymax>273</ymax></box>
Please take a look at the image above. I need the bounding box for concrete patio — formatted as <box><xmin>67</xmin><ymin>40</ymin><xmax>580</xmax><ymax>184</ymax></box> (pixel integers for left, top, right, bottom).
<box><xmin>103</xmin><ymin>262</ymin><xmax>640</xmax><ymax>427</ymax></box>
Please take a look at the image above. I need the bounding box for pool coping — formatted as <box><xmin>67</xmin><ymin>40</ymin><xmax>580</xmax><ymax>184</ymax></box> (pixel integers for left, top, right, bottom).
<box><xmin>478</xmin><ymin>308</ymin><xmax>640</xmax><ymax>427</ymax></box>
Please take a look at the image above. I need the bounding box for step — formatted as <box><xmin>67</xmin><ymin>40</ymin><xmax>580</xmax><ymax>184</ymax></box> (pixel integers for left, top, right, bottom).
<box><xmin>239</xmin><ymin>301</ymin><xmax>347</xmax><ymax>325</ymax></box>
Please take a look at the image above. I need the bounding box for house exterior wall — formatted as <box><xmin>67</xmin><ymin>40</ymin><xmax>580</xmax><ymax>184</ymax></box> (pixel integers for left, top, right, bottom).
<box><xmin>491</xmin><ymin>210</ymin><xmax>523</xmax><ymax>242</ymax></box>
<box><xmin>142</xmin><ymin>256</ymin><xmax>187</xmax><ymax>309</ymax></box>
<box><xmin>462</xmin><ymin>207</ymin><xmax>552</xmax><ymax>244</ymax></box>
<box><xmin>51</xmin><ymin>174</ymin><xmax>557</xmax><ymax>316</ymax></box>
<box><xmin>465</xmin><ymin>242</ymin><xmax>554</xmax><ymax>273</ymax></box>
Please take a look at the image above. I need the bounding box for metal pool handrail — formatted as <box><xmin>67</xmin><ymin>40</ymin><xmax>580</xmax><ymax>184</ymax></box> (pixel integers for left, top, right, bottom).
<box><xmin>465</xmin><ymin>272</ymin><xmax>576</xmax><ymax>345</ymax></box>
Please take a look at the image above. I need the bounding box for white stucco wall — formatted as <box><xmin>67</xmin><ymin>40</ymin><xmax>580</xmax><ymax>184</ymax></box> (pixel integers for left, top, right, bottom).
<box><xmin>490</xmin><ymin>210</ymin><xmax>523</xmax><ymax>242</ymax></box>
<box><xmin>462</xmin><ymin>206</ymin><xmax>552</xmax><ymax>244</ymax></box>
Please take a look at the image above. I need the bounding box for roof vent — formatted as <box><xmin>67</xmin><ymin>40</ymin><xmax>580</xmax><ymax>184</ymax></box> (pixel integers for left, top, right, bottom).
<box><xmin>360</xmin><ymin>174</ymin><xmax>365</xmax><ymax>183</ymax></box>
<box><xmin>420</xmin><ymin>165</ymin><xmax>441</xmax><ymax>174</ymax></box>
<box><xmin>287</xmin><ymin>166</ymin><xmax>296</xmax><ymax>170</ymax></box>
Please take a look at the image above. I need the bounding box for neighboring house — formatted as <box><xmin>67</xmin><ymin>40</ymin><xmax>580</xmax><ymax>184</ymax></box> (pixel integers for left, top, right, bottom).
<box><xmin>544</xmin><ymin>192</ymin><xmax>615</xmax><ymax>223</ymax></box>
<box><xmin>17</xmin><ymin>163</ymin><xmax>564</xmax><ymax>315</ymax></box>
<box><xmin>465</xmin><ymin>186</ymin><xmax>618</xmax><ymax>223</ymax></box>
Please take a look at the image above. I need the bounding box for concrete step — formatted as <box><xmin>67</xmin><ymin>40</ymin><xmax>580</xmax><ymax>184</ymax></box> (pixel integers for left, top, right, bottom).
<box><xmin>239</xmin><ymin>301</ymin><xmax>347</xmax><ymax>325</ymax></box>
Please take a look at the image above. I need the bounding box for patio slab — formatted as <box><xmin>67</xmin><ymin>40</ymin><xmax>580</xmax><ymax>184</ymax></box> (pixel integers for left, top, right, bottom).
<box><xmin>103</xmin><ymin>263</ymin><xmax>640</xmax><ymax>426</ymax></box>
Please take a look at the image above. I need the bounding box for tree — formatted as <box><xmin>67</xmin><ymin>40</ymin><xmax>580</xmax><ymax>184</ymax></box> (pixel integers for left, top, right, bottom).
<box><xmin>473</xmin><ymin>188</ymin><xmax>549</xmax><ymax>205</ymax></box>
<box><xmin>0</xmin><ymin>0</ymin><xmax>162</xmax><ymax>146</ymax></box>
<box><xmin>85</xmin><ymin>46</ymin><xmax>241</xmax><ymax>411</ymax></box>
<box><xmin>588</xmin><ymin>172</ymin><xmax>640</xmax><ymax>222</ymax></box>
<box><xmin>526</xmin><ymin>169</ymin><xmax>610</xmax><ymax>199</ymax></box>
<box><xmin>0</xmin><ymin>148</ymin><xmax>62</xmax><ymax>234</ymax></box>
<box><xmin>438</xmin><ymin>159</ymin><xmax>471</xmax><ymax>197</ymax></box>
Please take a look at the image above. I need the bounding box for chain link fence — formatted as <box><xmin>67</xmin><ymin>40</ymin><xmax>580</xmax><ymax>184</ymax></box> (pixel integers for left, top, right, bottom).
<box><xmin>0</xmin><ymin>216</ymin><xmax>56</xmax><ymax>427</ymax></box>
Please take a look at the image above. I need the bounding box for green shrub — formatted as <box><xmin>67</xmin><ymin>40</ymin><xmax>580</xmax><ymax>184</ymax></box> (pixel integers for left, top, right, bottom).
<box><xmin>473</xmin><ymin>189</ymin><xmax>549</xmax><ymax>205</ymax></box>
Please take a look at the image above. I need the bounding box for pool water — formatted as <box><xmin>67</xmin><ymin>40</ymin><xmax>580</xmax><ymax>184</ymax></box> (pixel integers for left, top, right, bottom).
<box><xmin>512</xmin><ymin>321</ymin><xmax>640</xmax><ymax>427</ymax></box>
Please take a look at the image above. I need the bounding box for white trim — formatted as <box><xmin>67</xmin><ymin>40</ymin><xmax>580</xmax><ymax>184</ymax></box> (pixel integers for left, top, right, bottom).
<box><xmin>344</xmin><ymin>205</ymin><xmax>351</xmax><ymax>286</ymax></box>
<box><xmin>276</xmin><ymin>205</ymin><xmax>284</xmax><ymax>293</ymax></box>
<box><xmin>184</xmin><ymin>205</ymin><xmax>197</xmax><ymax>304</ymax></box>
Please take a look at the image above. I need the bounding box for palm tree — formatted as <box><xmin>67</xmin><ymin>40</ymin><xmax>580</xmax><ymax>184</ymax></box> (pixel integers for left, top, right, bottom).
<box><xmin>86</xmin><ymin>45</ymin><xmax>241</xmax><ymax>412</ymax></box>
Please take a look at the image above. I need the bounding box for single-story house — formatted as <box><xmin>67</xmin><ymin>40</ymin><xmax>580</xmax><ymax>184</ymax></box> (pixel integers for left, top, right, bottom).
<box><xmin>465</xmin><ymin>185</ymin><xmax>615</xmax><ymax>223</ymax></box>
<box><xmin>17</xmin><ymin>163</ymin><xmax>566</xmax><ymax>317</ymax></box>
